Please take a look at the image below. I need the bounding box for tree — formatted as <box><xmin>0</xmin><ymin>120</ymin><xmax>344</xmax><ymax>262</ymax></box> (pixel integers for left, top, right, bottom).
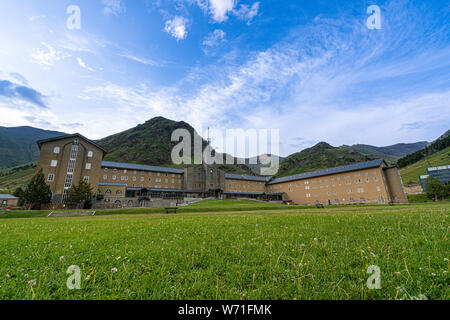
<box><xmin>22</xmin><ymin>169</ymin><xmax>52</xmax><ymax>210</ymax></box>
<box><xmin>13</xmin><ymin>187</ymin><xmax>26</xmax><ymax>207</ymax></box>
<box><xmin>424</xmin><ymin>176</ymin><xmax>445</xmax><ymax>201</ymax></box>
<box><xmin>65</xmin><ymin>180</ymin><xmax>95</xmax><ymax>209</ymax></box>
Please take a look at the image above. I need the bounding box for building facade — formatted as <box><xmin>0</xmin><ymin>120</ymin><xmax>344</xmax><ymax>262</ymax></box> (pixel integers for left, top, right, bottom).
<box><xmin>36</xmin><ymin>134</ymin><xmax>408</xmax><ymax>206</ymax></box>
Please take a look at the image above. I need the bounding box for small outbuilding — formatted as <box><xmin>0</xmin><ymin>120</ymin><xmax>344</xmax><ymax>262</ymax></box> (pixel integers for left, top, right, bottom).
<box><xmin>0</xmin><ymin>194</ymin><xmax>19</xmax><ymax>207</ymax></box>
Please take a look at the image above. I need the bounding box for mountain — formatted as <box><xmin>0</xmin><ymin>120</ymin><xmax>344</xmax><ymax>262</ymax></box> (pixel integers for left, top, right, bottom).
<box><xmin>237</xmin><ymin>154</ymin><xmax>286</xmax><ymax>175</ymax></box>
<box><xmin>400</xmin><ymin>146</ymin><xmax>450</xmax><ymax>184</ymax></box>
<box><xmin>0</xmin><ymin>162</ymin><xmax>36</xmax><ymax>192</ymax></box>
<box><xmin>276</xmin><ymin>142</ymin><xmax>372</xmax><ymax>177</ymax></box>
<box><xmin>97</xmin><ymin>117</ymin><xmax>253</xmax><ymax>175</ymax></box>
<box><xmin>0</xmin><ymin>126</ymin><xmax>65</xmax><ymax>170</ymax></box>
<box><xmin>397</xmin><ymin>130</ymin><xmax>450</xmax><ymax>168</ymax></box>
<box><xmin>341</xmin><ymin>141</ymin><xmax>429</xmax><ymax>163</ymax></box>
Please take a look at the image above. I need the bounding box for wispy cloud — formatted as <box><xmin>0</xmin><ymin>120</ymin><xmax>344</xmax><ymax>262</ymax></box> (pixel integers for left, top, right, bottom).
<box><xmin>30</xmin><ymin>42</ymin><xmax>70</xmax><ymax>67</ymax></box>
<box><xmin>76</xmin><ymin>57</ymin><xmax>94</xmax><ymax>71</ymax></box>
<box><xmin>102</xmin><ymin>0</ymin><xmax>125</xmax><ymax>16</ymax></box>
<box><xmin>203</xmin><ymin>29</ymin><xmax>226</xmax><ymax>47</ymax></box>
<box><xmin>78</xmin><ymin>0</ymin><xmax>450</xmax><ymax>154</ymax></box>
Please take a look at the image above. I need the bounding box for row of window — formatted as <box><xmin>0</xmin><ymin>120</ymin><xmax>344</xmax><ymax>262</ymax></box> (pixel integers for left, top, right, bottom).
<box><xmin>50</xmin><ymin>160</ymin><xmax>92</xmax><ymax>170</ymax></box>
<box><xmin>53</xmin><ymin>146</ymin><xmax>94</xmax><ymax>158</ymax></box>
<box><xmin>103</xmin><ymin>175</ymin><xmax>181</xmax><ymax>184</ymax></box>
<box><xmin>103</xmin><ymin>168</ymin><xmax>178</xmax><ymax>178</ymax></box>
<box><xmin>48</xmin><ymin>174</ymin><xmax>90</xmax><ymax>183</ymax></box>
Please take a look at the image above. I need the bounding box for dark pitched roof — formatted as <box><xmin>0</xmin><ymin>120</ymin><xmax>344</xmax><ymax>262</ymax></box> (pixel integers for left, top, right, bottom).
<box><xmin>225</xmin><ymin>173</ymin><xmax>272</xmax><ymax>182</ymax></box>
<box><xmin>36</xmin><ymin>133</ymin><xmax>107</xmax><ymax>154</ymax></box>
<box><xmin>102</xmin><ymin>161</ymin><xmax>184</xmax><ymax>174</ymax></box>
<box><xmin>267</xmin><ymin>159</ymin><xmax>386</xmax><ymax>185</ymax></box>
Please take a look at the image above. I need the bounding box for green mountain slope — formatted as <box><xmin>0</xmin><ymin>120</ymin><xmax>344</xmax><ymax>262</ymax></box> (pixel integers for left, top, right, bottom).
<box><xmin>400</xmin><ymin>146</ymin><xmax>450</xmax><ymax>184</ymax></box>
<box><xmin>97</xmin><ymin>117</ymin><xmax>253</xmax><ymax>175</ymax></box>
<box><xmin>397</xmin><ymin>131</ymin><xmax>450</xmax><ymax>168</ymax></box>
<box><xmin>276</xmin><ymin>142</ymin><xmax>372</xmax><ymax>177</ymax></box>
<box><xmin>0</xmin><ymin>126</ymin><xmax>65</xmax><ymax>170</ymax></box>
<box><xmin>342</xmin><ymin>142</ymin><xmax>429</xmax><ymax>163</ymax></box>
<box><xmin>0</xmin><ymin>162</ymin><xmax>36</xmax><ymax>192</ymax></box>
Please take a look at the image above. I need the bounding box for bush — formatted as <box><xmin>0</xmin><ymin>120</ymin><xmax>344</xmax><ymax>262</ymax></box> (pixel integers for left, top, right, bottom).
<box><xmin>407</xmin><ymin>193</ymin><xmax>429</xmax><ymax>203</ymax></box>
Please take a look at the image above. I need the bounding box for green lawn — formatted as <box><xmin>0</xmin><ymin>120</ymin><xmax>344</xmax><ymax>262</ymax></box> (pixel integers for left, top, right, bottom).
<box><xmin>0</xmin><ymin>200</ymin><xmax>448</xmax><ymax>300</ymax></box>
<box><xmin>400</xmin><ymin>146</ymin><xmax>450</xmax><ymax>184</ymax></box>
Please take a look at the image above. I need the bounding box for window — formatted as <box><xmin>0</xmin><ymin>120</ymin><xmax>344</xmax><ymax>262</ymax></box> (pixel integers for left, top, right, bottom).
<box><xmin>48</xmin><ymin>173</ymin><xmax>55</xmax><ymax>182</ymax></box>
<box><xmin>376</xmin><ymin>186</ymin><xmax>381</xmax><ymax>192</ymax></box>
<box><xmin>74</xmin><ymin>138</ymin><xmax>79</xmax><ymax>145</ymax></box>
<box><xmin>50</xmin><ymin>160</ymin><xmax>58</xmax><ymax>167</ymax></box>
<box><xmin>85</xmin><ymin>163</ymin><xmax>91</xmax><ymax>170</ymax></box>
<box><xmin>116</xmin><ymin>190</ymin><xmax>122</xmax><ymax>195</ymax></box>
<box><xmin>374</xmin><ymin>177</ymin><xmax>378</xmax><ymax>182</ymax></box>
<box><xmin>70</xmin><ymin>145</ymin><xmax>78</xmax><ymax>159</ymax></box>
<box><xmin>53</xmin><ymin>147</ymin><xmax>60</xmax><ymax>154</ymax></box>
<box><xmin>104</xmin><ymin>168</ymin><xmax>108</xmax><ymax>172</ymax></box>
<box><xmin>141</xmin><ymin>177</ymin><xmax>145</xmax><ymax>182</ymax></box>
<box><xmin>112</xmin><ymin>175</ymin><xmax>116</xmax><ymax>180</ymax></box>
<box><xmin>68</xmin><ymin>159</ymin><xmax>76</xmax><ymax>173</ymax></box>
<box><xmin>64</xmin><ymin>174</ymin><xmax>73</xmax><ymax>188</ymax></box>
<box><xmin>305</xmin><ymin>186</ymin><xmax>310</xmax><ymax>190</ymax></box>
<box><xmin>113</xmin><ymin>168</ymin><xmax>117</xmax><ymax>173</ymax></box>
<box><xmin>83</xmin><ymin>176</ymin><xmax>89</xmax><ymax>183</ymax></box>
<box><xmin>133</xmin><ymin>177</ymin><xmax>137</xmax><ymax>181</ymax></box>
<box><xmin>88</xmin><ymin>151</ymin><xmax>93</xmax><ymax>158</ymax></box>
<box><xmin>149</xmin><ymin>178</ymin><xmax>152</xmax><ymax>182</ymax></box>
<box><xmin>124</xmin><ymin>169</ymin><xmax>127</xmax><ymax>174</ymax></box>
<box><xmin>105</xmin><ymin>189</ymin><xmax>112</xmax><ymax>195</ymax></box>
<box><xmin>306</xmin><ymin>193</ymin><xmax>311</xmax><ymax>198</ymax></box>
<box><xmin>103</xmin><ymin>175</ymin><xmax>107</xmax><ymax>180</ymax></box>
<box><xmin>357</xmin><ymin>188</ymin><xmax>365</xmax><ymax>193</ymax></box>
<box><xmin>350</xmin><ymin>198</ymin><xmax>355</xmax><ymax>203</ymax></box>
<box><xmin>360</xmin><ymin>197</ymin><xmax>366</xmax><ymax>203</ymax></box>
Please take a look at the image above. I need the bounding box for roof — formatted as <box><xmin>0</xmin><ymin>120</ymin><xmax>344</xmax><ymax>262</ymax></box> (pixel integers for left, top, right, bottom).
<box><xmin>126</xmin><ymin>187</ymin><xmax>208</xmax><ymax>193</ymax></box>
<box><xmin>98</xmin><ymin>182</ymin><xmax>127</xmax><ymax>187</ymax></box>
<box><xmin>225</xmin><ymin>173</ymin><xmax>272</xmax><ymax>182</ymax></box>
<box><xmin>37</xmin><ymin>133</ymin><xmax>107</xmax><ymax>154</ymax></box>
<box><xmin>268</xmin><ymin>159</ymin><xmax>386</xmax><ymax>185</ymax></box>
<box><xmin>0</xmin><ymin>194</ymin><xmax>18</xmax><ymax>199</ymax></box>
<box><xmin>101</xmin><ymin>161</ymin><xmax>184</xmax><ymax>174</ymax></box>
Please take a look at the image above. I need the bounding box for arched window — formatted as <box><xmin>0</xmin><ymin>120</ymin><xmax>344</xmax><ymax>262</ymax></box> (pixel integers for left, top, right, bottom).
<box><xmin>87</xmin><ymin>151</ymin><xmax>93</xmax><ymax>158</ymax></box>
<box><xmin>116</xmin><ymin>190</ymin><xmax>122</xmax><ymax>195</ymax></box>
<box><xmin>105</xmin><ymin>189</ymin><xmax>112</xmax><ymax>195</ymax></box>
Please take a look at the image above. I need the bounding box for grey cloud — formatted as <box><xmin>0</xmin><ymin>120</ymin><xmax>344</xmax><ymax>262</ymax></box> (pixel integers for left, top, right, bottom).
<box><xmin>0</xmin><ymin>79</ymin><xmax>48</xmax><ymax>108</ymax></box>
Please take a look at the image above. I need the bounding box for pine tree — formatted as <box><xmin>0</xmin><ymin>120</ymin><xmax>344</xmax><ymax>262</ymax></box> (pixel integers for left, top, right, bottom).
<box><xmin>65</xmin><ymin>180</ymin><xmax>95</xmax><ymax>209</ymax></box>
<box><xmin>23</xmin><ymin>169</ymin><xmax>52</xmax><ymax>210</ymax></box>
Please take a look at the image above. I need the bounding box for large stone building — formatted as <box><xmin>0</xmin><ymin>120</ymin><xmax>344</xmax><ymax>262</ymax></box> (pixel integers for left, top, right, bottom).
<box><xmin>36</xmin><ymin>133</ymin><xmax>408</xmax><ymax>206</ymax></box>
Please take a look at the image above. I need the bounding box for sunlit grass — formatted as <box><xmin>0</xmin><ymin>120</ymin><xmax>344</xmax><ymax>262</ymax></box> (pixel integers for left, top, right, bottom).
<box><xmin>0</xmin><ymin>202</ymin><xmax>448</xmax><ymax>300</ymax></box>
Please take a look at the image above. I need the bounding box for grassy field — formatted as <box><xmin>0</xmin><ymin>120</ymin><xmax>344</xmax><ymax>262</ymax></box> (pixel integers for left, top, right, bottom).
<box><xmin>400</xmin><ymin>146</ymin><xmax>450</xmax><ymax>184</ymax></box>
<box><xmin>0</xmin><ymin>200</ymin><xmax>448</xmax><ymax>300</ymax></box>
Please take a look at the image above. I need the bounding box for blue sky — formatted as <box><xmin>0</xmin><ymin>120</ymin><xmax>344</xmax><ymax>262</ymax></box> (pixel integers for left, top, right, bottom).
<box><xmin>0</xmin><ymin>0</ymin><xmax>448</xmax><ymax>157</ymax></box>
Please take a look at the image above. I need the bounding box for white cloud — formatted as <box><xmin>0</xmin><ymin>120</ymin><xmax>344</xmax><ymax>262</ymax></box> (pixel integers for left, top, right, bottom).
<box><xmin>30</xmin><ymin>42</ymin><xmax>70</xmax><ymax>67</ymax></box>
<box><xmin>190</xmin><ymin>1</ymin><xmax>260</xmax><ymax>23</ymax></box>
<box><xmin>164</xmin><ymin>16</ymin><xmax>189</xmax><ymax>41</ymax></box>
<box><xmin>102</xmin><ymin>0</ymin><xmax>125</xmax><ymax>16</ymax></box>
<box><xmin>203</xmin><ymin>29</ymin><xmax>226</xmax><ymax>47</ymax></box>
<box><xmin>234</xmin><ymin>2</ymin><xmax>260</xmax><ymax>24</ymax></box>
<box><xmin>76</xmin><ymin>57</ymin><xmax>94</xmax><ymax>71</ymax></box>
<box><xmin>208</xmin><ymin>0</ymin><xmax>236</xmax><ymax>22</ymax></box>
<box><xmin>118</xmin><ymin>53</ymin><xmax>162</xmax><ymax>66</ymax></box>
